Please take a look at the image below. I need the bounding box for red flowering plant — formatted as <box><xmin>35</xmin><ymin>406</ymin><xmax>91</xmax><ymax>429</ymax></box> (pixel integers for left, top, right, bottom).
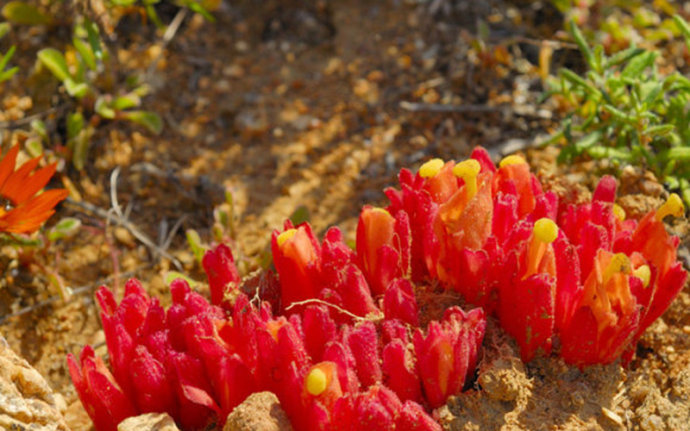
<box><xmin>68</xmin><ymin>146</ymin><xmax>686</xmax><ymax>430</ymax></box>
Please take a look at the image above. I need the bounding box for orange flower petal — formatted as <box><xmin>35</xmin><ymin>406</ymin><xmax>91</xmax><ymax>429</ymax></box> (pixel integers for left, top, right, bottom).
<box><xmin>0</xmin><ymin>145</ymin><xmax>19</xmax><ymax>190</ymax></box>
<box><xmin>0</xmin><ymin>156</ymin><xmax>42</xmax><ymax>203</ymax></box>
<box><xmin>12</xmin><ymin>163</ymin><xmax>58</xmax><ymax>204</ymax></box>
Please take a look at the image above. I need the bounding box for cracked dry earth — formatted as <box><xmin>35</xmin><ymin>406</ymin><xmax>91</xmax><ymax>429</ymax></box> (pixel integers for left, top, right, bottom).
<box><xmin>1</xmin><ymin>1</ymin><xmax>690</xmax><ymax>430</ymax></box>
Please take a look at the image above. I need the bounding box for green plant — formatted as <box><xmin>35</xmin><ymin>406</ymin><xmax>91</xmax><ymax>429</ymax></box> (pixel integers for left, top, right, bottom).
<box><xmin>544</xmin><ymin>17</ymin><xmax>690</xmax><ymax>206</ymax></box>
<box><xmin>0</xmin><ymin>23</ymin><xmax>18</xmax><ymax>84</ymax></box>
<box><xmin>34</xmin><ymin>18</ymin><xmax>162</xmax><ymax>170</ymax></box>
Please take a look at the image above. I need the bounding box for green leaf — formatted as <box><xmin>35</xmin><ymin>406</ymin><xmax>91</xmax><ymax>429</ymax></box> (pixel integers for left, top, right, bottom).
<box><xmin>64</xmin><ymin>79</ymin><xmax>89</xmax><ymax>98</ymax></box>
<box><xmin>122</xmin><ymin>110</ymin><xmax>162</xmax><ymax>134</ymax></box>
<box><xmin>0</xmin><ymin>45</ymin><xmax>16</xmax><ymax>71</ymax></box>
<box><xmin>645</xmin><ymin>124</ymin><xmax>675</xmax><ymax>137</ymax></box>
<box><xmin>621</xmin><ymin>51</ymin><xmax>657</xmax><ymax>79</ymax></box>
<box><xmin>602</xmin><ymin>104</ymin><xmax>637</xmax><ymax>124</ymax></box>
<box><xmin>71</xmin><ymin>127</ymin><xmax>93</xmax><ymax>171</ymax></box>
<box><xmin>83</xmin><ymin>18</ymin><xmax>103</xmax><ymax>60</ymax></box>
<box><xmin>568</xmin><ymin>20</ymin><xmax>596</xmax><ymax>72</ymax></box>
<box><xmin>66</xmin><ymin>112</ymin><xmax>84</xmax><ymax>140</ymax></box>
<box><xmin>639</xmin><ymin>81</ymin><xmax>663</xmax><ymax>107</ymax></box>
<box><xmin>185</xmin><ymin>229</ymin><xmax>206</xmax><ymax>263</ymax></box>
<box><xmin>0</xmin><ymin>22</ymin><xmax>10</xmax><ymax>39</ymax></box>
<box><xmin>183</xmin><ymin>0</ymin><xmax>215</xmax><ymax>22</ymax></box>
<box><xmin>665</xmin><ymin>175</ymin><xmax>680</xmax><ymax>190</ymax></box>
<box><xmin>113</xmin><ymin>93</ymin><xmax>140</xmax><ymax>111</ymax></box>
<box><xmin>0</xmin><ymin>66</ymin><xmax>18</xmax><ymax>83</ymax></box>
<box><xmin>95</xmin><ymin>97</ymin><xmax>116</xmax><ymax>119</ymax></box>
<box><xmin>30</xmin><ymin>119</ymin><xmax>48</xmax><ymax>143</ymax></box>
<box><xmin>47</xmin><ymin>217</ymin><xmax>82</xmax><ymax>242</ymax></box>
<box><xmin>573</xmin><ymin>130</ymin><xmax>603</xmax><ymax>152</ymax></box>
<box><xmin>604</xmin><ymin>46</ymin><xmax>645</xmax><ymax>69</ymax></box>
<box><xmin>551</xmin><ymin>0</ymin><xmax>572</xmax><ymax>13</ymax></box>
<box><xmin>25</xmin><ymin>137</ymin><xmax>43</xmax><ymax>158</ymax></box>
<box><xmin>667</xmin><ymin>147</ymin><xmax>690</xmax><ymax>161</ymax></box>
<box><xmin>164</xmin><ymin>271</ymin><xmax>200</xmax><ymax>288</ymax></box>
<box><xmin>674</xmin><ymin>15</ymin><xmax>690</xmax><ymax>52</ymax></box>
<box><xmin>37</xmin><ymin>48</ymin><xmax>71</xmax><ymax>82</ymax></box>
<box><xmin>2</xmin><ymin>1</ymin><xmax>50</xmax><ymax>25</ymax></box>
<box><xmin>73</xmin><ymin>37</ymin><xmax>97</xmax><ymax>70</ymax></box>
<box><xmin>289</xmin><ymin>205</ymin><xmax>310</xmax><ymax>226</ymax></box>
<box><xmin>559</xmin><ymin>68</ymin><xmax>600</xmax><ymax>96</ymax></box>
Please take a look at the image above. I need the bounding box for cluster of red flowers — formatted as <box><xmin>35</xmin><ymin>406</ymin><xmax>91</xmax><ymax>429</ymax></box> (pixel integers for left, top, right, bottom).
<box><xmin>68</xmin><ymin>147</ymin><xmax>686</xmax><ymax>431</ymax></box>
<box><xmin>69</xmin><ymin>276</ymin><xmax>479</xmax><ymax>430</ymax></box>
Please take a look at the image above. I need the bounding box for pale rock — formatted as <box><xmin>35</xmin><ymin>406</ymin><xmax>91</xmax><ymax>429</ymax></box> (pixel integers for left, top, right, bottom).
<box><xmin>0</xmin><ymin>336</ymin><xmax>69</xmax><ymax>431</ymax></box>
<box><xmin>224</xmin><ymin>392</ymin><xmax>292</xmax><ymax>431</ymax></box>
<box><xmin>117</xmin><ymin>412</ymin><xmax>180</xmax><ymax>431</ymax></box>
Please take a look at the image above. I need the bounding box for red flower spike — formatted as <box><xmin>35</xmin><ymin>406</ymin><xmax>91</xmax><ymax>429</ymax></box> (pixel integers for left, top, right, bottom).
<box><xmin>332</xmin><ymin>385</ymin><xmax>401</xmax><ymax>431</ymax></box>
<box><xmin>385</xmin><ymin>168</ymin><xmax>438</xmax><ymax>281</ymax></box>
<box><xmin>560</xmin><ymin>250</ymin><xmax>642</xmax><ymax>366</ymax></box>
<box><xmin>322</xmin><ymin>341</ymin><xmax>360</xmax><ymax>394</ymax></box>
<box><xmin>469</xmin><ymin>146</ymin><xmax>497</xmax><ymax>174</ymax></box>
<box><xmin>381</xmin><ymin>319</ymin><xmax>409</xmax><ymax>345</ymax></box>
<box><xmin>414</xmin><ymin>306</ymin><xmax>486</xmax><ymax>408</ymax></box>
<box><xmin>67</xmin><ymin>346</ymin><xmax>138</xmax><ymax>431</ymax></box>
<box><xmin>418</xmin><ymin>158</ymin><xmax>459</xmax><ymax>204</ymax></box>
<box><xmin>202</xmin><ymin>243</ymin><xmax>241</xmax><ymax>307</ymax></box>
<box><xmin>320</xmin><ymin>227</ymin><xmax>378</xmax><ymax>319</ymax></box>
<box><xmin>303</xmin><ymin>305</ymin><xmax>337</xmax><ymax>362</ymax></box>
<box><xmin>356</xmin><ymin>206</ymin><xmax>411</xmax><ymax>296</ymax></box>
<box><xmin>303</xmin><ymin>361</ymin><xmax>344</xmax><ymax>412</ymax></box>
<box><xmin>215</xmin><ymin>354</ymin><xmax>257</xmax><ymax>419</ymax></box>
<box><xmin>130</xmin><ymin>345</ymin><xmax>178</xmax><ymax>416</ymax></box>
<box><xmin>431</xmin><ymin>161</ymin><xmax>494</xmax><ymax>293</ymax></box>
<box><xmin>499</xmin><ymin>219</ymin><xmax>561</xmax><ymax>361</ymax></box>
<box><xmin>272</xmin><ymin>221</ymin><xmax>322</xmax><ymax>311</ymax></box>
<box><xmin>494</xmin><ymin>154</ymin><xmax>539</xmax><ymax>218</ymax></box>
<box><xmin>169</xmin><ymin>351</ymin><xmax>221</xmax><ymax>430</ymax></box>
<box><xmin>396</xmin><ymin>400</ymin><xmax>443</xmax><ymax>431</ymax></box>
<box><xmin>383</xmin><ymin>278</ymin><xmax>419</xmax><ymax>326</ymax></box>
<box><xmin>344</xmin><ymin>321</ymin><xmax>382</xmax><ymax>388</ymax></box>
<box><xmin>382</xmin><ymin>338</ymin><xmax>422</xmax><ymax>403</ymax></box>
<box><xmin>0</xmin><ymin>145</ymin><xmax>68</xmax><ymax>234</ymax></box>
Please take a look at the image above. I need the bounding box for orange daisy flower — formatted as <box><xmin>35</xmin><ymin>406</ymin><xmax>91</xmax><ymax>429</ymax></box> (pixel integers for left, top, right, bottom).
<box><xmin>0</xmin><ymin>145</ymin><xmax>69</xmax><ymax>234</ymax></box>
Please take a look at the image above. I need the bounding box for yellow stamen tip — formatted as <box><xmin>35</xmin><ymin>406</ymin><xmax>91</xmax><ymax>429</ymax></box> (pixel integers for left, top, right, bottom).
<box><xmin>277</xmin><ymin>229</ymin><xmax>297</xmax><ymax>247</ymax></box>
<box><xmin>370</xmin><ymin>207</ymin><xmax>391</xmax><ymax>216</ymax></box>
<box><xmin>533</xmin><ymin>218</ymin><xmax>558</xmax><ymax>244</ymax></box>
<box><xmin>633</xmin><ymin>265</ymin><xmax>651</xmax><ymax>288</ymax></box>
<box><xmin>612</xmin><ymin>204</ymin><xmax>626</xmax><ymax>222</ymax></box>
<box><xmin>499</xmin><ymin>154</ymin><xmax>526</xmax><ymax>168</ymax></box>
<box><xmin>452</xmin><ymin>159</ymin><xmax>481</xmax><ymax>178</ymax></box>
<box><xmin>656</xmin><ymin>193</ymin><xmax>684</xmax><ymax>221</ymax></box>
<box><xmin>419</xmin><ymin>158</ymin><xmax>444</xmax><ymax>178</ymax></box>
<box><xmin>603</xmin><ymin>253</ymin><xmax>631</xmax><ymax>284</ymax></box>
<box><xmin>306</xmin><ymin>368</ymin><xmax>328</xmax><ymax>396</ymax></box>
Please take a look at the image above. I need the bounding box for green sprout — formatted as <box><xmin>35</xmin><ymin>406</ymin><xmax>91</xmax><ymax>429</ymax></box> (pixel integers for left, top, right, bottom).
<box><xmin>544</xmin><ymin>16</ymin><xmax>690</xmax><ymax>207</ymax></box>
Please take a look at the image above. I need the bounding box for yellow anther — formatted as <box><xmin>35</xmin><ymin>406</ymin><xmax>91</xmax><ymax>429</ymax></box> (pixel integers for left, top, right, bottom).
<box><xmin>277</xmin><ymin>229</ymin><xmax>297</xmax><ymax>247</ymax></box>
<box><xmin>656</xmin><ymin>193</ymin><xmax>684</xmax><ymax>221</ymax></box>
<box><xmin>370</xmin><ymin>207</ymin><xmax>391</xmax><ymax>216</ymax></box>
<box><xmin>533</xmin><ymin>218</ymin><xmax>558</xmax><ymax>244</ymax></box>
<box><xmin>612</xmin><ymin>204</ymin><xmax>626</xmax><ymax>221</ymax></box>
<box><xmin>419</xmin><ymin>158</ymin><xmax>444</xmax><ymax>178</ymax></box>
<box><xmin>499</xmin><ymin>154</ymin><xmax>526</xmax><ymax>169</ymax></box>
<box><xmin>306</xmin><ymin>367</ymin><xmax>328</xmax><ymax>396</ymax></box>
<box><xmin>602</xmin><ymin>253</ymin><xmax>631</xmax><ymax>285</ymax></box>
<box><xmin>452</xmin><ymin>159</ymin><xmax>481</xmax><ymax>199</ymax></box>
<box><xmin>633</xmin><ymin>265</ymin><xmax>651</xmax><ymax>288</ymax></box>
